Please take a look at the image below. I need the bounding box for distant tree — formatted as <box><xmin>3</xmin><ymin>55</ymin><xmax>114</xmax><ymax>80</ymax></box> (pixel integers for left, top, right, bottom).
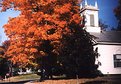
<box><xmin>0</xmin><ymin>58</ymin><xmax>10</xmax><ymax>79</ymax></box>
<box><xmin>0</xmin><ymin>0</ymin><xmax>98</xmax><ymax>80</ymax></box>
<box><xmin>114</xmin><ymin>0</ymin><xmax>121</xmax><ymax>30</ymax></box>
<box><xmin>0</xmin><ymin>45</ymin><xmax>10</xmax><ymax>79</ymax></box>
<box><xmin>99</xmin><ymin>19</ymin><xmax>108</xmax><ymax>31</ymax></box>
<box><xmin>2</xmin><ymin>40</ymin><xmax>10</xmax><ymax>51</ymax></box>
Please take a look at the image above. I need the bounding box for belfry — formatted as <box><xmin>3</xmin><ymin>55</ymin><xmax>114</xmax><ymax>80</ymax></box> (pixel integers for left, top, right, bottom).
<box><xmin>80</xmin><ymin>0</ymin><xmax>101</xmax><ymax>32</ymax></box>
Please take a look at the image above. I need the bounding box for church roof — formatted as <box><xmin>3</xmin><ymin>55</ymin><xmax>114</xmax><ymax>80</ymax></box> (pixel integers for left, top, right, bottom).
<box><xmin>90</xmin><ymin>31</ymin><xmax>121</xmax><ymax>45</ymax></box>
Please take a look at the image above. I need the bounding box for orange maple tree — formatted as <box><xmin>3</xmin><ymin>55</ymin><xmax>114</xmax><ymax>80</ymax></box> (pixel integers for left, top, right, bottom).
<box><xmin>0</xmin><ymin>0</ymin><xmax>83</xmax><ymax>67</ymax></box>
<box><xmin>1</xmin><ymin>0</ymin><xmax>99</xmax><ymax>79</ymax></box>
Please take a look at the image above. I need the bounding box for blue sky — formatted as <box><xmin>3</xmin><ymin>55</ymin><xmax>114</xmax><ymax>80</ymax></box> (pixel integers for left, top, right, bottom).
<box><xmin>97</xmin><ymin>0</ymin><xmax>118</xmax><ymax>28</ymax></box>
<box><xmin>87</xmin><ymin>0</ymin><xmax>118</xmax><ymax>28</ymax></box>
<box><xmin>0</xmin><ymin>9</ymin><xmax>20</xmax><ymax>45</ymax></box>
<box><xmin>0</xmin><ymin>0</ymin><xmax>119</xmax><ymax>44</ymax></box>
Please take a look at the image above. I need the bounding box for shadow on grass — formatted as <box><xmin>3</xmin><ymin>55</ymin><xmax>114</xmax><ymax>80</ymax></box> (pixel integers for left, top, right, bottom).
<box><xmin>82</xmin><ymin>80</ymin><xmax>107</xmax><ymax>84</ymax></box>
<box><xmin>0</xmin><ymin>80</ymin><xmax>33</xmax><ymax>84</ymax></box>
<box><xmin>39</xmin><ymin>75</ymin><xmax>98</xmax><ymax>81</ymax></box>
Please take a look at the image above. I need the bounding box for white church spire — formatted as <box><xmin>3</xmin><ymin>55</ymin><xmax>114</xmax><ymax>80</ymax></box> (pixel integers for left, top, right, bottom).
<box><xmin>85</xmin><ymin>0</ymin><xmax>88</xmax><ymax>6</ymax></box>
<box><xmin>95</xmin><ymin>0</ymin><xmax>98</xmax><ymax>8</ymax></box>
<box><xmin>80</xmin><ymin>0</ymin><xmax>101</xmax><ymax>32</ymax></box>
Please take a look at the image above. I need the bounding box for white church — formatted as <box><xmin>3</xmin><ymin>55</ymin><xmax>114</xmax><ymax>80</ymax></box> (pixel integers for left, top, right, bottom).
<box><xmin>80</xmin><ymin>0</ymin><xmax>121</xmax><ymax>74</ymax></box>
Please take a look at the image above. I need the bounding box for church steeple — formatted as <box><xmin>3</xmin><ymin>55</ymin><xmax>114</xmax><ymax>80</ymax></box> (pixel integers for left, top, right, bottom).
<box><xmin>80</xmin><ymin>0</ymin><xmax>101</xmax><ymax>32</ymax></box>
<box><xmin>95</xmin><ymin>0</ymin><xmax>98</xmax><ymax>8</ymax></box>
<box><xmin>85</xmin><ymin>0</ymin><xmax>88</xmax><ymax>6</ymax></box>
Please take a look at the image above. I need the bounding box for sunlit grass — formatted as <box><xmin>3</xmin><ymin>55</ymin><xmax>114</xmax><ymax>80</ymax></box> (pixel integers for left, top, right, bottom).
<box><xmin>14</xmin><ymin>74</ymin><xmax>40</xmax><ymax>80</ymax></box>
<box><xmin>0</xmin><ymin>74</ymin><xmax>40</xmax><ymax>83</ymax></box>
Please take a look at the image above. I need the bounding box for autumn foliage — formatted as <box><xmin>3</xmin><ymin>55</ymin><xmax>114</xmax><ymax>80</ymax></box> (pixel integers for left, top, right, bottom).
<box><xmin>0</xmin><ymin>0</ymin><xmax>82</xmax><ymax>67</ymax></box>
<box><xmin>0</xmin><ymin>0</ymin><xmax>98</xmax><ymax>78</ymax></box>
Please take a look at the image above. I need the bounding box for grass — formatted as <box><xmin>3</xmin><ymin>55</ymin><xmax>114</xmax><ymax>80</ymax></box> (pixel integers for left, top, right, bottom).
<box><xmin>1</xmin><ymin>74</ymin><xmax>121</xmax><ymax>84</ymax></box>
<box><xmin>14</xmin><ymin>74</ymin><xmax>40</xmax><ymax>80</ymax></box>
<box><xmin>0</xmin><ymin>73</ymin><xmax>40</xmax><ymax>83</ymax></box>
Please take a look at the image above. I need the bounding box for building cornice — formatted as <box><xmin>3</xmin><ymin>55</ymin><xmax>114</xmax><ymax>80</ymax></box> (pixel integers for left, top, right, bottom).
<box><xmin>94</xmin><ymin>41</ymin><xmax>121</xmax><ymax>45</ymax></box>
<box><xmin>80</xmin><ymin>6</ymin><xmax>99</xmax><ymax>13</ymax></box>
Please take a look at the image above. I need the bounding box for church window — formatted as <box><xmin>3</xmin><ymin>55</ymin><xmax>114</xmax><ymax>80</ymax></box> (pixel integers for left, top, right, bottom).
<box><xmin>114</xmin><ymin>54</ymin><xmax>121</xmax><ymax>68</ymax></box>
<box><xmin>90</xmin><ymin>14</ymin><xmax>94</xmax><ymax>27</ymax></box>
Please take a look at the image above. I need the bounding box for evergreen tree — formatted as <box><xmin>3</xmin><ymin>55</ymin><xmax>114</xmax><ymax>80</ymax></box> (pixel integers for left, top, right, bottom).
<box><xmin>114</xmin><ymin>0</ymin><xmax>121</xmax><ymax>30</ymax></box>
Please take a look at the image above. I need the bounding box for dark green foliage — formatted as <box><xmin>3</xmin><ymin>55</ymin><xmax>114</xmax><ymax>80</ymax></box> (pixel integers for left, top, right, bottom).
<box><xmin>38</xmin><ymin>24</ymin><xmax>99</xmax><ymax>79</ymax></box>
<box><xmin>114</xmin><ymin>0</ymin><xmax>121</xmax><ymax>30</ymax></box>
<box><xmin>99</xmin><ymin>19</ymin><xmax>108</xmax><ymax>31</ymax></box>
<box><xmin>59</xmin><ymin>24</ymin><xmax>98</xmax><ymax>78</ymax></box>
<box><xmin>0</xmin><ymin>41</ymin><xmax>11</xmax><ymax>79</ymax></box>
<box><xmin>38</xmin><ymin>40</ymin><xmax>59</xmax><ymax>81</ymax></box>
<box><xmin>0</xmin><ymin>58</ymin><xmax>9</xmax><ymax>79</ymax></box>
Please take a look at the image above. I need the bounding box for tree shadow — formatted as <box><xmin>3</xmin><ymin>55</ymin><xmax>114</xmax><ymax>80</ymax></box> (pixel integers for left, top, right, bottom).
<box><xmin>82</xmin><ymin>80</ymin><xmax>107</xmax><ymax>84</ymax></box>
<box><xmin>43</xmin><ymin>75</ymin><xmax>99</xmax><ymax>81</ymax></box>
<box><xmin>0</xmin><ymin>80</ymin><xmax>33</xmax><ymax>84</ymax></box>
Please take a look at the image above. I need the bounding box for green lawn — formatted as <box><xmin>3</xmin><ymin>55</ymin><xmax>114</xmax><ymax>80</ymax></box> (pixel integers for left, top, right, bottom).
<box><xmin>1</xmin><ymin>74</ymin><xmax>121</xmax><ymax>84</ymax></box>
<box><xmin>0</xmin><ymin>74</ymin><xmax>40</xmax><ymax>83</ymax></box>
<box><xmin>13</xmin><ymin>74</ymin><xmax>40</xmax><ymax>80</ymax></box>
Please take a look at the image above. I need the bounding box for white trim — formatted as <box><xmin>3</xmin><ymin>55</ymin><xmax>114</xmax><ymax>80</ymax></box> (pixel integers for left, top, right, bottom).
<box><xmin>97</xmin><ymin>42</ymin><xmax>121</xmax><ymax>45</ymax></box>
